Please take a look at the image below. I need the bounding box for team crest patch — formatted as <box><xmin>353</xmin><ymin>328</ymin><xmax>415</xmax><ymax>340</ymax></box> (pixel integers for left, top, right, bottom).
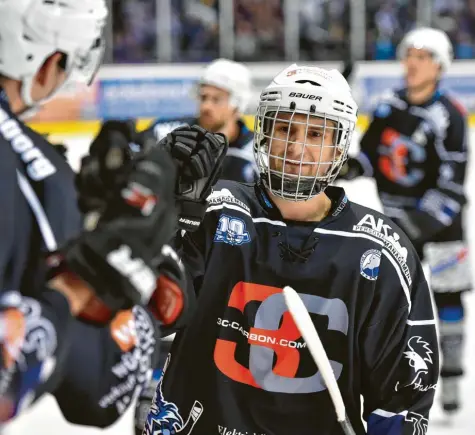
<box><xmin>374</xmin><ymin>103</ymin><xmax>391</xmax><ymax>118</ymax></box>
<box><xmin>360</xmin><ymin>249</ymin><xmax>381</xmax><ymax>281</ymax></box>
<box><xmin>214</xmin><ymin>215</ymin><xmax>251</xmax><ymax>246</ymax></box>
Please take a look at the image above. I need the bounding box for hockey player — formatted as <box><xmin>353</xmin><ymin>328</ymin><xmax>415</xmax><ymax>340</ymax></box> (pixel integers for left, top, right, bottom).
<box><xmin>339</xmin><ymin>27</ymin><xmax>470</xmax><ymax>414</ymax></box>
<box><xmin>141</xmin><ymin>65</ymin><xmax>439</xmax><ymax>435</ymax></box>
<box><xmin>0</xmin><ymin>0</ymin><xmax>225</xmax><ymax>427</ymax></box>
<box><xmin>138</xmin><ymin>58</ymin><xmax>257</xmax><ymax>183</ymax></box>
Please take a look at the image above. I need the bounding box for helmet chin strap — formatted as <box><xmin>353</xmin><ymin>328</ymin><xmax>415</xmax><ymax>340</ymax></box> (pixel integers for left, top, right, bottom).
<box><xmin>18</xmin><ymin>75</ymin><xmax>41</xmax><ymax>120</ymax></box>
<box><xmin>18</xmin><ymin>74</ymin><xmax>67</xmax><ymax>121</ymax></box>
<box><xmin>267</xmin><ymin>173</ymin><xmax>326</xmax><ymax>201</ymax></box>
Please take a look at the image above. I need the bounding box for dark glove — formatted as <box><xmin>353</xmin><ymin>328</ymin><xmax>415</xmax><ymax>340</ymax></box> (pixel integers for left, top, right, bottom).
<box><xmin>48</xmin><ymin>140</ymin><xmax>179</xmax><ymax>322</ymax></box>
<box><xmin>159</xmin><ymin>125</ymin><xmax>228</xmax><ymax>231</ymax></box>
<box><xmin>75</xmin><ymin>120</ymin><xmax>141</xmax><ymax>215</ymax></box>
<box><xmin>337</xmin><ymin>157</ymin><xmax>364</xmax><ymax>181</ymax></box>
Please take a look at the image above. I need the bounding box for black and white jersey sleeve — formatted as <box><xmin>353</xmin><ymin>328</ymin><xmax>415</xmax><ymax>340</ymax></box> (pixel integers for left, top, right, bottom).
<box><xmin>412</xmin><ymin>97</ymin><xmax>468</xmax><ymax>235</ymax></box>
<box><xmin>53</xmin><ymin>306</ymin><xmax>160</xmax><ymax>428</ymax></box>
<box><xmin>361</xmin><ymin>241</ymin><xmax>439</xmax><ymax>434</ymax></box>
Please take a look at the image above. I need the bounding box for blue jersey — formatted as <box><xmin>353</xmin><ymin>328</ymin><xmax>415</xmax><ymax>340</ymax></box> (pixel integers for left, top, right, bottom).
<box><xmin>0</xmin><ymin>94</ymin><xmax>161</xmax><ymax>427</ymax></box>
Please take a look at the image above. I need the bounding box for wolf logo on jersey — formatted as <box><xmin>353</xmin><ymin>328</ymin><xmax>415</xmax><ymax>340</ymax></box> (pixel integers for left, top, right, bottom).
<box><xmin>144</xmin><ymin>355</ymin><xmax>204</xmax><ymax>435</ymax></box>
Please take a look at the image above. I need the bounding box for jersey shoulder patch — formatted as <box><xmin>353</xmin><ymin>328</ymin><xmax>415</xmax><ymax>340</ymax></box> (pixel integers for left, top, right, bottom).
<box><xmin>349</xmin><ymin>204</ymin><xmax>413</xmax><ymax>286</ymax></box>
<box><xmin>206</xmin><ymin>181</ymin><xmax>255</xmax><ymax>217</ymax></box>
<box><xmin>372</xmin><ymin>89</ymin><xmax>406</xmax><ymax>117</ymax></box>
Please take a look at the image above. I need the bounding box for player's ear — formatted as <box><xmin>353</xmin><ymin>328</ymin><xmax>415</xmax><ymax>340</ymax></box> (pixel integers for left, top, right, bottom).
<box><xmin>31</xmin><ymin>52</ymin><xmax>66</xmax><ymax>102</ymax></box>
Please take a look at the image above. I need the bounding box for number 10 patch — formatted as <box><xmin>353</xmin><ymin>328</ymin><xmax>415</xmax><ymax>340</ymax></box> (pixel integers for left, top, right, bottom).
<box><xmin>214</xmin><ymin>215</ymin><xmax>251</xmax><ymax>246</ymax></box>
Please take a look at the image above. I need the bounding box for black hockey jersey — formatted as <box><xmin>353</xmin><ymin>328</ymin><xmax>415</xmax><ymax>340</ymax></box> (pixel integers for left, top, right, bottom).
<box><xmin>0</xmin><ymin>94</ymin><xmax>160</xmax><ymax>427</ymax></box>
<box><xmin>139</xmin><ymin>117</ymin><xmax>258</xmax><ymax>183</ymax></box>
<box><xmin>358</xmin><ymin>88</ymin><xmax>468</xmax><ymax>242</ymax></box>
<box><xmin>144</xmin><ymin>180</ymin><xmax>438</xmax><ymax>435</ymax></box>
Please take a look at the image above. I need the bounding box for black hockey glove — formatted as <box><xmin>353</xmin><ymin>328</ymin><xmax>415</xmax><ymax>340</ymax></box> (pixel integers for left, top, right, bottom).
<box><xmin>48</xmin><ymin>143</ymin><xmax>180</xmax><ymax>322</ymax></box>
<box><xmin>159</xmin><ymin>125</ymin><xmax>228</xmax><ymax>231</ymax></box>
<box><xmin>75</xmin><ymin>120</ymin><xmax>142</xmax><ymax>214</ymax></box>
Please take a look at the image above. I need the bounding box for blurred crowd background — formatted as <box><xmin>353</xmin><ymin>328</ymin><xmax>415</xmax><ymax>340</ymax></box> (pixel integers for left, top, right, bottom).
<box><xmin>109</xmin><ymin>0</ymin><xmax>475</xmax><ymax>64</ymax></box>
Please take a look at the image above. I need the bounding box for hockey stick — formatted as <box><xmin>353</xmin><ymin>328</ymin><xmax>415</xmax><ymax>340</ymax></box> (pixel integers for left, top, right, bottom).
<box><xmin>283</xmin><ymin>286</ymin><xmax>356</xmax><ymax>435</ymax></box>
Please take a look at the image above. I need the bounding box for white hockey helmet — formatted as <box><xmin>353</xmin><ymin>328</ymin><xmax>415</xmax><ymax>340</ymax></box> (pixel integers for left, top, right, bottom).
<box><xmin>397</xmin><ymin>27</ymin><xmax>453</xmax><ymax>71</ymax></box>
<box><xmin>0</xmin><ymin>0</ymin><xmax>108</xmax><ymax>114</ymax></box>
<box><xmin>198</xmin><ymin>58</ymin><xmax>252</xmax><ymax>113</ymax></box>
<box><xmin>254</xmin><ymin>64</ymin><xmax>358</xmax><ymax>201</ymax></box>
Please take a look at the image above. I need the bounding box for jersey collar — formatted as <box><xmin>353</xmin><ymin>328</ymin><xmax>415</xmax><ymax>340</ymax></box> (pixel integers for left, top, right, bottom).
<box><xmin>401</xmin><ymin>87</ymin><xmax>442</xmax><ymax>107</ymax></box>
<box><xmin>255</xmin><ymin>182</ymin><xmax>349</xmax><ymax>224</ymax></box>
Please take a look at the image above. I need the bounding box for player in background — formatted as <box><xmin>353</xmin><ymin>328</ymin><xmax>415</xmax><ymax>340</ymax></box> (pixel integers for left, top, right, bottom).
<box><xmin>0</xmin><ymin>0</ymin><xmax>223</xmax><ymax>427</ymax></box>
<box><xmin>141</xmin><ymin>65</ymin><xmax>439</xmax><ymax>435</ymax></box>
<box><xmin>138</xmin><ymin>58</ymin><xmax>257</xmax><ymax>184</ymax></box>
<box><xmin>339</xmin><ymin>27</ymin><xmax>470</xmax><ymax>414</ymax></box>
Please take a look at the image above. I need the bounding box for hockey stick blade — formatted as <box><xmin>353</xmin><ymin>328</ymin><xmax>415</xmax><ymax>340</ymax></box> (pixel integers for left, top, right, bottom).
<box><xmin>283</xmin><ymin>286</ymin><xmax>356</xmax><ymax>435</ymax></box>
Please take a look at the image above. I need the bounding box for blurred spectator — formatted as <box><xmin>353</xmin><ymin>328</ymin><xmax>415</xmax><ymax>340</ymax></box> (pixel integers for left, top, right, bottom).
<box><xmin>110</xmin><ymin>0</ymin><xmax>475</xmax><ymax>63</ymax></box>
<box><xmin>179</xmin><ymin>0</ymin><xmax>220</xmax><ymax>61</ymax></box>
<box><xmin>299</xmin><ymin>0</ymin><xmax>349</xmax><ymax>61</ymax></box>
<box><xmin>234</xmin><ymin>0</ymin><xmax>284</xmax><ymax>61</ymax></box>
<box><xmin>367</xmin><ymin>0</ymin><xmax>475</xmax><ymax>61</ymax></box>
<box><xmin>455</xmin><ymin>0</ymin><xmax>475</xmax><ymax>58</ymax></box>
<box><xmin>112</xmin><ymin>0</ymin><xmax>219</xmax><ymax>63</ymax></box>
<box><xmin>113</xmin><ymin>0</ymin><xmax>158</xmax><ymax>62</ymax></box>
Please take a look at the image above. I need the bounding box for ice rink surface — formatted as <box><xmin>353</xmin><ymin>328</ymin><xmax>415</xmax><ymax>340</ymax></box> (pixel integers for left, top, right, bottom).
<box><xmin>4</xmin><ymin>132</ymin><xmax>475</xmax><ymax>434</ymax></box>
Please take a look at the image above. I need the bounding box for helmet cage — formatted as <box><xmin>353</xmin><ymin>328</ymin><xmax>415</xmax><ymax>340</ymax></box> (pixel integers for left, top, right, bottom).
<box><xmin>254</xmin><ymin>102</ymin><xmax>354</xmax><ymax>201</ymax></box>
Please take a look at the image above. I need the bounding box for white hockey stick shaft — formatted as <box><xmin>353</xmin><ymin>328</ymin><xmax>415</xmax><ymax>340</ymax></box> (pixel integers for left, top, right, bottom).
<box><xmin>283</xmin><ymin>286</ymin><xmax>356</xmax><ymax>435</ymax></box>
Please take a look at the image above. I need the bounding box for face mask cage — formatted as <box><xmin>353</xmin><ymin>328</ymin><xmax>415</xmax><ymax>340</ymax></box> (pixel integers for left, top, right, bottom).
<box><xmin>253</xmin><ymin>102</ymin><xmax>354</xmax><ymax>201</ymax></box>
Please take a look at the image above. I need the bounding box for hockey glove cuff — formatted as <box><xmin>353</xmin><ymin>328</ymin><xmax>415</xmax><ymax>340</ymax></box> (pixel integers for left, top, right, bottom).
<box><xmin>46</xmin><ymin>230</ymin><xmax>160</xmax><ymax>323</ymax></box>
<box><xmin>51</xmin><ymin>142</ymin><xmax>180</xmax><ymax>323</ymax></box>
<box><xmin>147</xmin><ymin>245</ymin><xmax>192</xmax><ymax>329</ymax></box>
